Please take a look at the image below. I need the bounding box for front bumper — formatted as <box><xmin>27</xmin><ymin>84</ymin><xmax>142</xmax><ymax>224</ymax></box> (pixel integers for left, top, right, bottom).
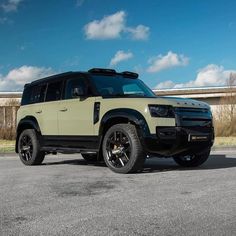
<box><xmin>142</xmin><ymin>126</ymin><xmax>214</xmax><ymax>157</ymax></box>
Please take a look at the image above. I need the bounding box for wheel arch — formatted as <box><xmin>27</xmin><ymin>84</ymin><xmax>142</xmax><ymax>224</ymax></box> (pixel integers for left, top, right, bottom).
<box><xmin>15</xmin><ymin>116</ymin><xmax>41</xmax><ymax>153</ymax></box>
<box><xmin>99</xmin><ymin>108</ymin><xmax>150</xmax><ymax>137</ymax></box>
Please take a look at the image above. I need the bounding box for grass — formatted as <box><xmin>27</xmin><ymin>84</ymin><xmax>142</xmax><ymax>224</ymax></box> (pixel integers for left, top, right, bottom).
<box><xmin>0</xmin><ymin>139</ymin><xmax>15</xmax><ymax>153</ymax></box>
<box><xmin>0</xmin><ymin>137</ymin><xmax>236</xmax><ymax>154</ymax></box>
<box><xmin>213</xmin><ymin>137</ymin><xmax>236</xmax><ymax>148</ymax></box>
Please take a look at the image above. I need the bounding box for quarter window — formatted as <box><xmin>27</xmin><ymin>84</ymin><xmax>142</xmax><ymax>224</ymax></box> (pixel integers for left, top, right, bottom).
<box><xmin>45</xmin><ymin>81</ymin><xmax>63</xmax><ymax>102</ymax></box>
<box><xmin>21</xmin><ymin>84</ymin><xmax>46</xmax><ymax>105</ymax></box>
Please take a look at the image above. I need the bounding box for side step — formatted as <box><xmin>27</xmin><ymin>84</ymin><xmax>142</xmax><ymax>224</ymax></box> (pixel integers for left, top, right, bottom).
<box><xmin>41</xmin><ymin>146</ymin><xmax>98</xmax><ymax>154</ymax></box>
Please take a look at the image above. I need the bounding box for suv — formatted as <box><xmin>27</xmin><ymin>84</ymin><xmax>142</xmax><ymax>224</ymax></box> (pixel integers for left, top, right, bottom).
<box><xmin>16</xmin><ymin>68</ymin><xmax>214</xmax><ymax>174</ymax></box>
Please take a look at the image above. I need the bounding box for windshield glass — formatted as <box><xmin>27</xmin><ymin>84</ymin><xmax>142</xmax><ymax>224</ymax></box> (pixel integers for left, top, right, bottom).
<box><xmin>90</xmin><ymin>75</ymin><xmax>156</xmax><ymax>98</ymax></box>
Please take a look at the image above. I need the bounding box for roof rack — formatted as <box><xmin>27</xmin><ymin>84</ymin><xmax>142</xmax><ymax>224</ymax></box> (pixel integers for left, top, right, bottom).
<box><xmin>121</xmin><ymin>71</ymin><xmax>139</xmax><ymax>79</ymax></box>
<box><xmin>88</xmin><ymin>68</ymin><xmax>117</xmax><ymax>74</ymax></box>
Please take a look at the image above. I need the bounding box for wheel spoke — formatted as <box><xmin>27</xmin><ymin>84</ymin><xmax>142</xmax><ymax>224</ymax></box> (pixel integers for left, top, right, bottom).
<box><xmin>119</xmin><ymin>158</ymin><xmax>125</xmax><ymax>167</ymax></box>
<box><xmin>123</xmin><ymin>151</ymin><xmax>129</xmax><ymax>161</ymax></box>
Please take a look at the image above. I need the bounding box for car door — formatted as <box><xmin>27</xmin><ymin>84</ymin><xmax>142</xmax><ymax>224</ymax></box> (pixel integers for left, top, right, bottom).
<box><xmin>58</xmin><ymin>76</ymin><xmax>95</xmax><ymax>136</ymax></box>
<box><xmin>40</xmin><ymin>80</ymin><xmax>63</xmax><ymax>136</ymax></box>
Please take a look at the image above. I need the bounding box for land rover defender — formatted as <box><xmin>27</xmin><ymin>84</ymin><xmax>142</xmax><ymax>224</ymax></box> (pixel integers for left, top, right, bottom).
<box><xmin>16</xmin><ymin>68</ymin><xmax>214</xmax><ymax>173</ymax></box>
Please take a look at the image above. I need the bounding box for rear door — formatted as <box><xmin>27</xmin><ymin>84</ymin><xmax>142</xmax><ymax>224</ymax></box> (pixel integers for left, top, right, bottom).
<box><xmin>40</xmin><ymin>80</ymin><xmax>63</xmax><ymax>135</ymax></box>
<box><xmin>58</xmin><ymin>75</ymin><xmax>95</xmax><ymax>136</ymax></box>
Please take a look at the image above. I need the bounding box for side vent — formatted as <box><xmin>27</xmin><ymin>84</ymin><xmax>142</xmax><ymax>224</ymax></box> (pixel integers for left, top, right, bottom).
<box><xmin>94</xmin><ymin>102</ymin><xmax>100</xmax><ymax>124</ymax></box>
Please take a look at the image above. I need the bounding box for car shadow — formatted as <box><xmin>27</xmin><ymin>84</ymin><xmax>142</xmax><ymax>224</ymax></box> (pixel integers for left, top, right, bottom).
<box><xmin>142</xmin><ymin>154</ymin><xmax>236</xmax><ymax>173</ymax></box>
<box><xmin>43</xmin><ymin>159</ymin><xmax>106</xmax><ymax>167</ymax></box>
<box><xmin>42</xmin><ymin>154</ymin><xmax>236</xmax><ymax>173</ymax></box>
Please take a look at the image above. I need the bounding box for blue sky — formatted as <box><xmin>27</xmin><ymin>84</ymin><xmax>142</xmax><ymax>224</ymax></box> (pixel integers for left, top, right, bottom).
<box><xmin>0</xmin><ymin>0</ymin><xmax>236</xmax><ymax>91</ymax></box>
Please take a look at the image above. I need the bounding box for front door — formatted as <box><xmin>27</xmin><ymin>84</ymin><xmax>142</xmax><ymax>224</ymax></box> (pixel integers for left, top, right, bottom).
<box><xmin>58</xmin><ymin>76</ymin><xmax>95</xmax><ymax>136</ymax></box>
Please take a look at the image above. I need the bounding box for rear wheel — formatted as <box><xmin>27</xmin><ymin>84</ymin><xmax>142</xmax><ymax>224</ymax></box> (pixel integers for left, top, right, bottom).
<box><xmin>18</xmin><ymin>129</ymin><xmax>45</xmax><ymax>165</ymax></box>
<box><xmin>173</xmin><ymin>149</ymin><xmax>211</xmax><ymax>167</ymax></box>
<box><xmin>102</xmin><ymin>124</ymin><xmax>146</xmax><ymax>174</ymax></box>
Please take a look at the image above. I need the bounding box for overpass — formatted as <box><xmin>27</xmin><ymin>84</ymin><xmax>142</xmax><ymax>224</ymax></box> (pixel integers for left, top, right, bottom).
<box><xmin>0</xmin><ymin>86</ymin><xmax>236</xmax><ymax>116</ymax></box>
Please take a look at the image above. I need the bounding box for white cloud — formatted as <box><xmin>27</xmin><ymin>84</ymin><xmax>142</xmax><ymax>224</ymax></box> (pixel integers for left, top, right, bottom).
<box><xmin>1</xmin><ymin>0</ymin><xmax>23</xmax><ymax>12</ymax></box>
<box><xmin>84</xmin><ymin>11</ymin><xmax>126</xmax><ymax>40</ymax></box>
<box><xmin>155</xmin><ymin>64</ymin><xmax>236</xmax><ymax>89</ymax></box>
<box><xmin>155</xmin><ymin>80</ymin><xmax>176</xmax><ymax>89</ymax></box>
<box><xmin>147</xmin><ymin>51</ymin><xmax>189</xmax><ymax>73</ymax></box>
<box><xmin>110</xmin><ymin>50</ymin><xmax>133</xmax><ymax>66</ymax></box>
<box><xmin>84</xmin><ymin>11</ymin><xmax>150</xmax><ymax>40</ymax></box>
<box><xmin>125</xmin><ymin>25</ymin><xmax>150</xmax><ymax>40</ymax></box>
<box><xmin>0</xmin><ymin>66</ymin><xmax>55</xmax><ymax>91</ymax></box>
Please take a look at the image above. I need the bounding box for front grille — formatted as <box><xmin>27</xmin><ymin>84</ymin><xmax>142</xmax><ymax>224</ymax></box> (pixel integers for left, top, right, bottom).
<box><xmin>175</xmin><ymin>107</ymin><xmax>212</xmax><ymax>127</ymax></box>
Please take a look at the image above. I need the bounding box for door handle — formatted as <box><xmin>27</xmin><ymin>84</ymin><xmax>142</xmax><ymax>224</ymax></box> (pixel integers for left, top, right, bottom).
<box><xmin>36</xmin><ymin>110</ymin><xmax>42</xmax><ymax>114</ymax></box>
<box><xmin>59</xmin><ymin>108</ymin><xmax>68</xmax><ymax>112</ymax></box>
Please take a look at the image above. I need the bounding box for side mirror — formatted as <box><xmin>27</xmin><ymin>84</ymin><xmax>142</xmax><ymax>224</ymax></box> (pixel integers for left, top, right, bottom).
<box><xmin>72</xmin><ymin>87</ymin><xmax>85</xmax><ymax>97</ymax></box>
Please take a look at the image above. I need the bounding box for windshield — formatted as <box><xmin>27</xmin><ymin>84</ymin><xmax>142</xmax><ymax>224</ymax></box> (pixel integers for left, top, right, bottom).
<box><xmin>90</xmin><ymin>75</ymin><xmax>156</xmax><ymax>98</ymax></box>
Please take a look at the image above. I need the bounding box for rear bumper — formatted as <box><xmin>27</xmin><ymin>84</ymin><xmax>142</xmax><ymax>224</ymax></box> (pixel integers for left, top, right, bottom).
<box><xmin>142</xmin><ymin>126</ymin><xmax>214</xmax><ymax>157</ymax></box>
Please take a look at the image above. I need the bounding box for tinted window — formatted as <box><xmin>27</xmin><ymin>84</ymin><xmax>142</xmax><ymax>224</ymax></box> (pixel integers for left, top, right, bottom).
<box><xmin>90</xmin><ymin>75</ymin><xmax>156</xmax><ymax>98</ymax></box>
<box><xmin>64</xmin><ymin>77</ymin><xmax>87</xmax><ymax>100</ymax></box>
<box><xmin>45</xmin><ymin>81</ymin><xmax>63</xmax><ymax>102</ymax></box>
<box><xmin>21</xmin><ymin>84</ymin><xmax>46</xmax><ymax>105</ymax></box>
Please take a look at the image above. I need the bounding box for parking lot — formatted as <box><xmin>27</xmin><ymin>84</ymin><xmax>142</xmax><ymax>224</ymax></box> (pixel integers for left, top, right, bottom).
<box><xmin>0</xmin><ymin>150</ymin><xmax>236</xmax><ymax>236</ymax></box>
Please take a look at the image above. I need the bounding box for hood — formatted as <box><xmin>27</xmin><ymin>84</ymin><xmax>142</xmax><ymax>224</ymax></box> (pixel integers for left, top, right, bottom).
<box><xmin>158</xmin><ymin>96</ymin><xmax>210</xmax><ymax>109</ymax></box>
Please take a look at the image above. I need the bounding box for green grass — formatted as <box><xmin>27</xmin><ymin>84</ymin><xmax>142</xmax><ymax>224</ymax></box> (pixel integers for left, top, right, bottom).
<box><xmin>0</xmin><ymin>140</ymin><xmax>15</xmax><ymax>153</ymax></box>
<box><xmin>0</xmin><ymin>137</ymin><xmax>236</xmax><ymax>153</ymax></box>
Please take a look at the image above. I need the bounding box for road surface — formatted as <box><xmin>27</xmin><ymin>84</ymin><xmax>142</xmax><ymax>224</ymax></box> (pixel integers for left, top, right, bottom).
<box><xmin>0</xmin><ymin>150</ymin><xmax>236</xmax><ymax>236</ymax></box>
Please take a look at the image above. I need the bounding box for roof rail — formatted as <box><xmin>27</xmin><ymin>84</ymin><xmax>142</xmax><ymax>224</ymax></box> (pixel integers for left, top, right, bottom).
<box><xmin>121</xmin><ymin>71</ymin><xmax>139</xmax><ymax>79</ymax></box>
<box><xmin>88</xmin><ymin>68</ymin><xmax>117</xmax><ymax>74</ymax></box>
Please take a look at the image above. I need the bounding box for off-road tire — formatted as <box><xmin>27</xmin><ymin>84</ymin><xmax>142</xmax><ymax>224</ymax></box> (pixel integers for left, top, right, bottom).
<box><xmin>18</xmin><ymin>129</ymin><xmax>45</xmax><ymax>165</ymax></box>
<box><xmin>173</xmin><ymin>149</ymin><xmax>211</xmax><ymax>167</ymax></box>
<box><xmin>102</xmin><ymin>124</ymin><xmax>146</xmax><ymax>174</ymax></box>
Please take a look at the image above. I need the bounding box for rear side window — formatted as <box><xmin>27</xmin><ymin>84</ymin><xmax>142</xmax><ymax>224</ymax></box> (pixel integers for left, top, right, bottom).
<box><xmin>21</xmin><ymin>84</ymin><xmax>46</xmax><ymax>105</ymax></box>
<box><xmin>45</xmin><ymin>81</ymin><xmax>63</xmax><ymax>102</ymax></box>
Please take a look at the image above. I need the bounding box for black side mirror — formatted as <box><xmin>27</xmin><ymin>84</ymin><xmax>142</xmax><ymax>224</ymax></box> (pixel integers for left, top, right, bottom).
<box><xmin>72</xmin><ymin>87</ymin><xmax>85</xmax><ymax>97</ymax></box>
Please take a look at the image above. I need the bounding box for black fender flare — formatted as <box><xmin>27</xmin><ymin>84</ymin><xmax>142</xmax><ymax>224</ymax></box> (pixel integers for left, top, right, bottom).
<box><xmin>15</xmin><ymin>116</ymin><xmax>41</xmax><ymax>153</ymax></box>
<box><xmin>99</xmin><ymin>108</ymin><xmax>151</xmax><ymax>139</ymax></box>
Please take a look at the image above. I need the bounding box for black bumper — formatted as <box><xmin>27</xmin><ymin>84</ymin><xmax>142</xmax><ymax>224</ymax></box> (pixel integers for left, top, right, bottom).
<box><xmin>142</xmin><ymin>126</ymin><xmax>214</xmax><ymax>157</ymax></box>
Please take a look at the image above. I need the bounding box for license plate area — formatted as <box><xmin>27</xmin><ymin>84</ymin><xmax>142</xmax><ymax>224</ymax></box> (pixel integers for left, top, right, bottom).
<box><xmin>188</xmin><ymin>134</ymin><xmax>209</xmax><ymax>142</ymax></box>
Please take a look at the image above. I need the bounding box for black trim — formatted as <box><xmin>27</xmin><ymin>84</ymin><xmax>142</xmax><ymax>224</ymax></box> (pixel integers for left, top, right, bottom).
<box><xmin>99</xmin><ymin>108</ymin><xmax>150</xmax><ymax>137</ymax></box>
<box><xmin>93</xmin><ymin>102</ymin><xmax>100</xmax><ymax>124</ymax></box>
<box><xmin>143</xmin><ymin>126</ymin><xmax>214</xmax><ymax>157</ymax></box>
<box><xmin>41</xmin><ymin>135</ymin><xmax>100</xmax><ymax>151</ymax></box>
<box><xmin>175</xmin><ymin>107</ymin><xmax>213</xmax><ymax>127</ymax></box>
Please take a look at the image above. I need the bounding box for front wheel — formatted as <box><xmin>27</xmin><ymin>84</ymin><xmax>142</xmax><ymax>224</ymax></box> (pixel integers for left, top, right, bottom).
<box><xmin>173</xmin><ymin>149</ymin><xmax>211</xmax><ymax>167</ymax></box>
<box><xmin>18</xmin><ymin>129</ymin><xmax>45</xmax><ymax>165</ymax></box>
<box><xmin>102</xmin><ymin>124</ymin><xmax>146</xmax><ymax>174</ymax></box>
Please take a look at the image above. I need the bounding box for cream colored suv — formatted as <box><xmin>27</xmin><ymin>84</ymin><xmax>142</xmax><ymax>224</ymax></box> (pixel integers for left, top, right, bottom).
<box><xmin>16</xmin><ymin>68</ymin><xmax>214</xmax><ymax>173</ymax></box>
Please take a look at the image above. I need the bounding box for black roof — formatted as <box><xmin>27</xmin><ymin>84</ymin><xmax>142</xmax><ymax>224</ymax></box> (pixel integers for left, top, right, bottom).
<box><xmin>25</xmin><ymin>68</ymin><xmax>139</xmax><ymax>88</ymax></box>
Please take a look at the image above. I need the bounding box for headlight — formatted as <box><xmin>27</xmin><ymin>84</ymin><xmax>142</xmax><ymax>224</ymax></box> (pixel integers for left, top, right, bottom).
<box><xmin>148</xmin><ymin>105</ymin><xmax>175</xmax><ymax>118</ymax></box>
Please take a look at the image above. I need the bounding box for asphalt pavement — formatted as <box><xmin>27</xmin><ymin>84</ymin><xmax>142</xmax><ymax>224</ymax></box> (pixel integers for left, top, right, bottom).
<box><xmin>0</xmin><ymin>150</ymin><xmax>236</xmax><ymax>236</ymax></box>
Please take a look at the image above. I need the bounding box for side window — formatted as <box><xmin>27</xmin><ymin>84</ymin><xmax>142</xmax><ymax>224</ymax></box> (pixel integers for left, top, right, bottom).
<box><xmin>30</xmin><ymin>85</ymin><xmax>47</xmax><ymax>104</ymax></box>
<box><xmin>64</xmin><ymin>77</ymin><xmax>88</xmax><ymax>100</ymax></box>
<box><xmin>21</xmin><ymin>84</ymin><xmax>46</xmax><ymax>105</ymax></box>
<box><xmin>45</xmin><ymin>81</ymin><xmax>63</xmax><ymax>102</ymax></box>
